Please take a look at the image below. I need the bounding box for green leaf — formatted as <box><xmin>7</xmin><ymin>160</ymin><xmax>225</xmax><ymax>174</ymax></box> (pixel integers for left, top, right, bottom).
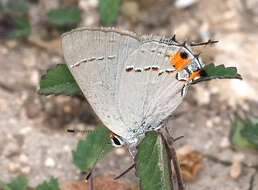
<box><xmin>241</xmin><ymin>124</ymin><xmax>258</xmax><ymax>146</ymax></box>
<box><xmin>231</xmin><ymin>114</ymin><xmax>256</xmax><ymax>148</ymax></box>
<box><xmin>2</xmin><ymin>0</ymin><xmax>29</xmax><ymax>13</ymax></box>
<box><xmin>7</xmin><ymin>175</ymin><xmax>28</xmax><ymax>190</ymax></box>
<box><xmin>0</xmin><ymin>175</ymin><xmax>28</xmax><ymax>190</ymax></box>
<box><xmin>0</xmin><ymin>181</ymin><xmax>11</xmax><ymax>190</ymax></box>
<box><xmin>192</xmin><ymin>63</ymin><xmax>242</xmax><ymax>84</ymax></box>
<box><xmin>0</xmin><ymin>2</ymin><xmax>3</xmax><ymax>11</ymax></box>
<box><xmin>240</xmin><ymin>114</ymin><xmax>258</xmax><ymax>146</ymax></box>
<box><xmin>99</xmin><ymin>0</ymin><xmax>122</xmax><ymax>25</ymax></box>
<box><xmin>35</xmin><ymin>177</ymin><xmax>61</xmax><ymax>190</ymax></box>
<box><xmin>47</xmin><ymin>9</ymin><xmax>82</xmax><ymax>27</ymax></box>
<box><xmin>136</xmin><ymin>131</ymin><xmax>172</xmax><ymax>190</ymax></box>
<box><xmin>246</xmin><ymin>114</ymin><xmax>258</xmax><ymax>125</ymax></box>
<box><xmin>72</xmin><ymin>126</ymin><xmax>114</xmax><ymax>172</ymax></box>
<box><xmin>9</xmin><ymin>17</ymin><xmax>30</xmax><ymax>39</ymax></box>
<box><xmin>38</xmin><ymin>64</ymin><xmax>82</xmax><ymax>96</ymax></box>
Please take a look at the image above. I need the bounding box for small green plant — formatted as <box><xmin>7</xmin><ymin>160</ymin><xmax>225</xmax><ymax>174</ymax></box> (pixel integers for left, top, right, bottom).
<box><xmin>35</xmin><ymin>177</ymin><xmax>61</xmax><ymax>190</ymax></box>
<box><xmin>46</xmin><ymin>9</ymin><xmax>82</xmax><ymax>31</ymax></box>
<box><xmin>38</xmin><ymin>64</ymin><xmax>81</xmax><ymax>96</ymax></box>
<box><xmin>72</xmin><ymin>126</ymin><xmax>114</xmax><ymax>172</ymax></box>
<box><xmin>0</xmin><ymin>175</ymin><xmax>60</xmax><ymax>190</ymax></box>
<box><xmin>8</xmin><ymin>17</ymin><xmax>31</xmax><ymax>38</ymax></box>
<box><xmin>0</xmin><ymin>0</ymin><xmax>29</xmax><ymax>13</ymax></box>
<box><xmin>136</xmin><ymin>132</ymin><xmax>172</xmax><ymax>190</ymax></box>
<box><xmin>0</xmin><ymin>175</ymin><xmax>28</xmax><ymax>190</ymax></box>
<box><xmin>0</xmin><ymin>0</ymin><xmax>30</xmax><ymax>39</ymax></box>
<box><xmin>232</xmin><ymin>113</ymin><xmax>258</xmax><ymax>148</ymax></box>
<box><xmin>98</xmin><ymin>0</ymin><xmax>122</xmax><ymax>25</ymax></box>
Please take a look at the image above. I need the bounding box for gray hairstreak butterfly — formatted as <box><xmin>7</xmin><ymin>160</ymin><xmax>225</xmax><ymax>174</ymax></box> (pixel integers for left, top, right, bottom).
<box><xmin>61</xmin><ymin>27</ymin><xmax>208</xmax><ymax>155</ymax></box>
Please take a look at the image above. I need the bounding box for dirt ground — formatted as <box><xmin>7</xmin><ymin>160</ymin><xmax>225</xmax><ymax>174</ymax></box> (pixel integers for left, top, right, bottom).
<box><xmin>0</xmin><ymin>0</ymin><xmax>258</xmax><ymax>189</ymax></box>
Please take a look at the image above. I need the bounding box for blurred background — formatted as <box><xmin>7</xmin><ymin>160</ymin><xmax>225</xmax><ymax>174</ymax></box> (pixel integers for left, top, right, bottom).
<box><xmin>0</xmin><ymin>0</ymin><xmax>258</xmax><ymax>189</ymax></box>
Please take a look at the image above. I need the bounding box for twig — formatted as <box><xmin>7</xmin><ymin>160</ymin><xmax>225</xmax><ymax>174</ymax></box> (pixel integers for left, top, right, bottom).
<box><xmin>162</xmin><ymin>127</ymin><xmax>185</xmax><ymax>190</ymax></box>
<box><xmin>161</xmin><ymin>134</ymin><xmax>174</xmax><ymax>190</ymax></box>
<box><xmin>89</xmin><ymin>172</ymin><xmax>94</xmax><ymax>190</ymax></box>
<box><xmin>169</xmin><ymin>141</ymin><xmax>184</xmax><ymax>190</ymax></box>
<box><xmin>114</xmin><ymin>163</ymin><xmax>136</xmax><ymax>180</ymax></box>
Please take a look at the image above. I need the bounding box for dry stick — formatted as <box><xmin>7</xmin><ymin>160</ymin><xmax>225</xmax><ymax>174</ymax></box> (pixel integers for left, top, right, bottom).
<box><xmin>89</xmin><ymin>173</ymin><xmax>94</xmax><ymax>190</ymax></box>
<box><xmin>114</xmin><ymin>163</ymin><xmax>136</xmax><ymax>180</ymax></box>
<box><xmin>163</xmin><ymin>127</ymin><xmax>185</xmax><ymax>190</ymax></box>
<box><xmin>169</xmin><ymin>141</ymin><xmax>184</xmax><ymax>190</ymax></box>
<box><xmin>161</xmin><ymin>134</ymin><xmax>174</xmax><ymax>190</ymax></box>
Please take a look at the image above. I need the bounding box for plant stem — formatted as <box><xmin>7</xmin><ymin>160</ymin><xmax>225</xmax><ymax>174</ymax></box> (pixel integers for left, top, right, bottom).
<box><xmin>161</xmin><ymin>127</ymin><xmax>185</xmax><ymax>190</ymax></box>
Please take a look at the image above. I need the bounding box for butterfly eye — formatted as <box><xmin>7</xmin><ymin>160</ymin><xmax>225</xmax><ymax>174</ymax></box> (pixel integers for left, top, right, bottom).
<box><xmin>180</xmin><ymin>51</ymin><xmax>188</xmax><ymax>59</ymax></box>
<box><xmin>111</xmin><ymin>135</ymin><xmax>125</xmax><ymax>147</ymax></box>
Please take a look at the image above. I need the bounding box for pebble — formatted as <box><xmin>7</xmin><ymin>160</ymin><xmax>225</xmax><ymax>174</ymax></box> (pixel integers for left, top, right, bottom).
<box><xmin>210</xmin><ymin>86</ymin><xmax>219</xmax><ymax>94</ymax></box>
<box><xmin>0</xmin><ymin>98</ymin><xmax>8</xmax><ymax>111</ymax></box>
<box><xmin>230</xmin><ymin>154</ymin><xmax>244</xmax><ymax>179</ymax></box>
<box><xmin>23</xmin><ymin>54</ymin><xmax>36</xmax><ymax>67</ymax></box>
<box><xmin>174</xmin><ymin>0</ymin><xmax>198</xmax><ymax>9</ymax></box>
<box><xmin>79</xmin><ymin>0</ymin><xmax>98</xmax><ymax>8</ymax></box>
<box><xmin>175</xmin><ymin>23</ymin><xmax>190</xmax><ymax>39</ymax></box>
<box><xmin>115</xmin><ymin>148</ymin><xmax>125</xmax><ymax>156</ymax></box>
<box><xmin>220</xmin><ymin>137</ymin><xmax>230</xmax><ymax>148</ymax></box>
<box><xmin>30</xmin><ymin>70</ymin><xmax>40</xmax><ymax>87</ymax></box>
<box><xmin>51</xmin><ymin>56</ymin><xmax>63</xmax><ymax>64</ymax></box>
<box><xmin>194</xmin><ymin>86</ymin><xmax>211</xmax><ymax>105</ymax></box>
<box><xmin>3</xmin><ymin>142</ymin><xmax>20</xmax><ymax>157</ymax></box>
<box><xmin>21</xmin><ymin>166</ymin><xmax>31</xmax><ymax>174</ymax></box>
<box><xmin>8</xmin><ymin>162</ymin><xmax>21</xmax><ymax>172</ymax></box>
<box><xmin>0</xmin><ymin>47</ymin><xmax>8</xmax><ymax>55</ymax></box>
<box><xmin>63</xmin><ymin>145</ymin><xmax>71</xmax><ymax>152</ymax></box>
<box><xmin>204</xmin><ymin>141</ymin><xmax>213</xmax><ymax>149</ymax></box>
<box><xmin>45</xmin><ymin>157</ymin><xmax>55</xmax><ymax>168</ymax></box>
<box><xmin>213</xmin><ymin>116</ymin><xmax>221</xmax><ymax>124</ymax></box>
<box><xmin>206</xmin><ymin>120</ymin><xmax>213</xmax><ymax>128</ymax></box>
<box><xmin>6</xmin><ymin>40</ymin><xmax>18</xmax><ymax>48</ymax></box>
<box><xmin>19</xmin><ymin>127</ymin><xmax>32</xmax><ymax>135</ymax></box>
<box><xmin>19</xmin><ymin>154</ymin><xmax>29</xmax><ymax>164</ymax></box>
<box><xmin>121</xmin><ymin>1</ymin><xmax>140</xmax><ymax>18</ymax></box>
<box><xmin>230</xmin><ymin>80</ymin><xmax>257</xmax><ymax>101</ymax></box>
<box><xmin>199</xmin><ymin>22</ymin><xmax>210</xmax><ymax>40</ymax></box>
<box><xmin>177</xmin><ymin>145</ymin><xmax>194</xmax><ymax>156</ymax></box>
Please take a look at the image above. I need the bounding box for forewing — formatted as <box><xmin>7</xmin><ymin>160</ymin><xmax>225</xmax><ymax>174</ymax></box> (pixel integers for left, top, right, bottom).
<box><xmin>62</xmin><ymin>27</ymin><xmax>141</xmax><ymax>138</ymax></box>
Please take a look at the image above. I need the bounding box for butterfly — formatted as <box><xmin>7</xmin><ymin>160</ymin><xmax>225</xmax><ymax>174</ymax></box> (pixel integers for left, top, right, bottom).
<box><xmin>62</xmin><ymin>27</ymin><xmax>211</xmax><ymax>156</ymax></box>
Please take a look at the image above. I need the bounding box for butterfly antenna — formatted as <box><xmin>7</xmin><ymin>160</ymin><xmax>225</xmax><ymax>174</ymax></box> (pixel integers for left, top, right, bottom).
<box><xmin>190</xmin><ymin>39</ymin><xmax>219</xmax><ymax>46</ymax></box>
<box><xmin>67</xmin><ymin>129</ymin><xmax>93</xmax><ymax>134</ymax></box>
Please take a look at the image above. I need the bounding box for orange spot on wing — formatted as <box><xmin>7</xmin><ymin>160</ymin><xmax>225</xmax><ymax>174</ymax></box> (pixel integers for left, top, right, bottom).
<box><xmin>110</xmin><ymin>132</ymin><xmax>115</xmax><ymax>137</ymax></box>
<box><xmin>167</xmin><ymin>50</ymin><xmax>192</xmax><ymax>70</ymax></box>
<box><xmin>189</xmin><ymin>71</ymin><xmax>200</xmax><ymax>80</ymax></box>
<box><xmin>126</xmin><ymin>68</ymin><xmax>133</xmax><ymax>72</ymax></box>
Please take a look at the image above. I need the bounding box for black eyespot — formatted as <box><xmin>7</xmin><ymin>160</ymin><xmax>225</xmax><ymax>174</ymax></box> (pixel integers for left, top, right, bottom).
<box><xmin>112</xmin><ymin>136</ymin><xmax>121</xmax><ymax>146</ymax></box>
<box><xmin>180</xmin><ymin>51</ymin><xmax>188</xmax><ymax>59</ymax></box>
<box><xmin>199</xmin><ymin>69</ymin><xmax>208</xmax><ymax>77</ymax></box>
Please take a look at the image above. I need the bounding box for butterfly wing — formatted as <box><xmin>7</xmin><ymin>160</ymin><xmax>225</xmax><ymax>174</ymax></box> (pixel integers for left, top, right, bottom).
<box><xmin>118</xmin><ymin>39</ymin><xmax>195</xmax><ymax>133</ymax></box>
<box><xmin>62</xmin><ymin>27</ymin><xmax>142</xmax><ymax>138</ymax></box>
